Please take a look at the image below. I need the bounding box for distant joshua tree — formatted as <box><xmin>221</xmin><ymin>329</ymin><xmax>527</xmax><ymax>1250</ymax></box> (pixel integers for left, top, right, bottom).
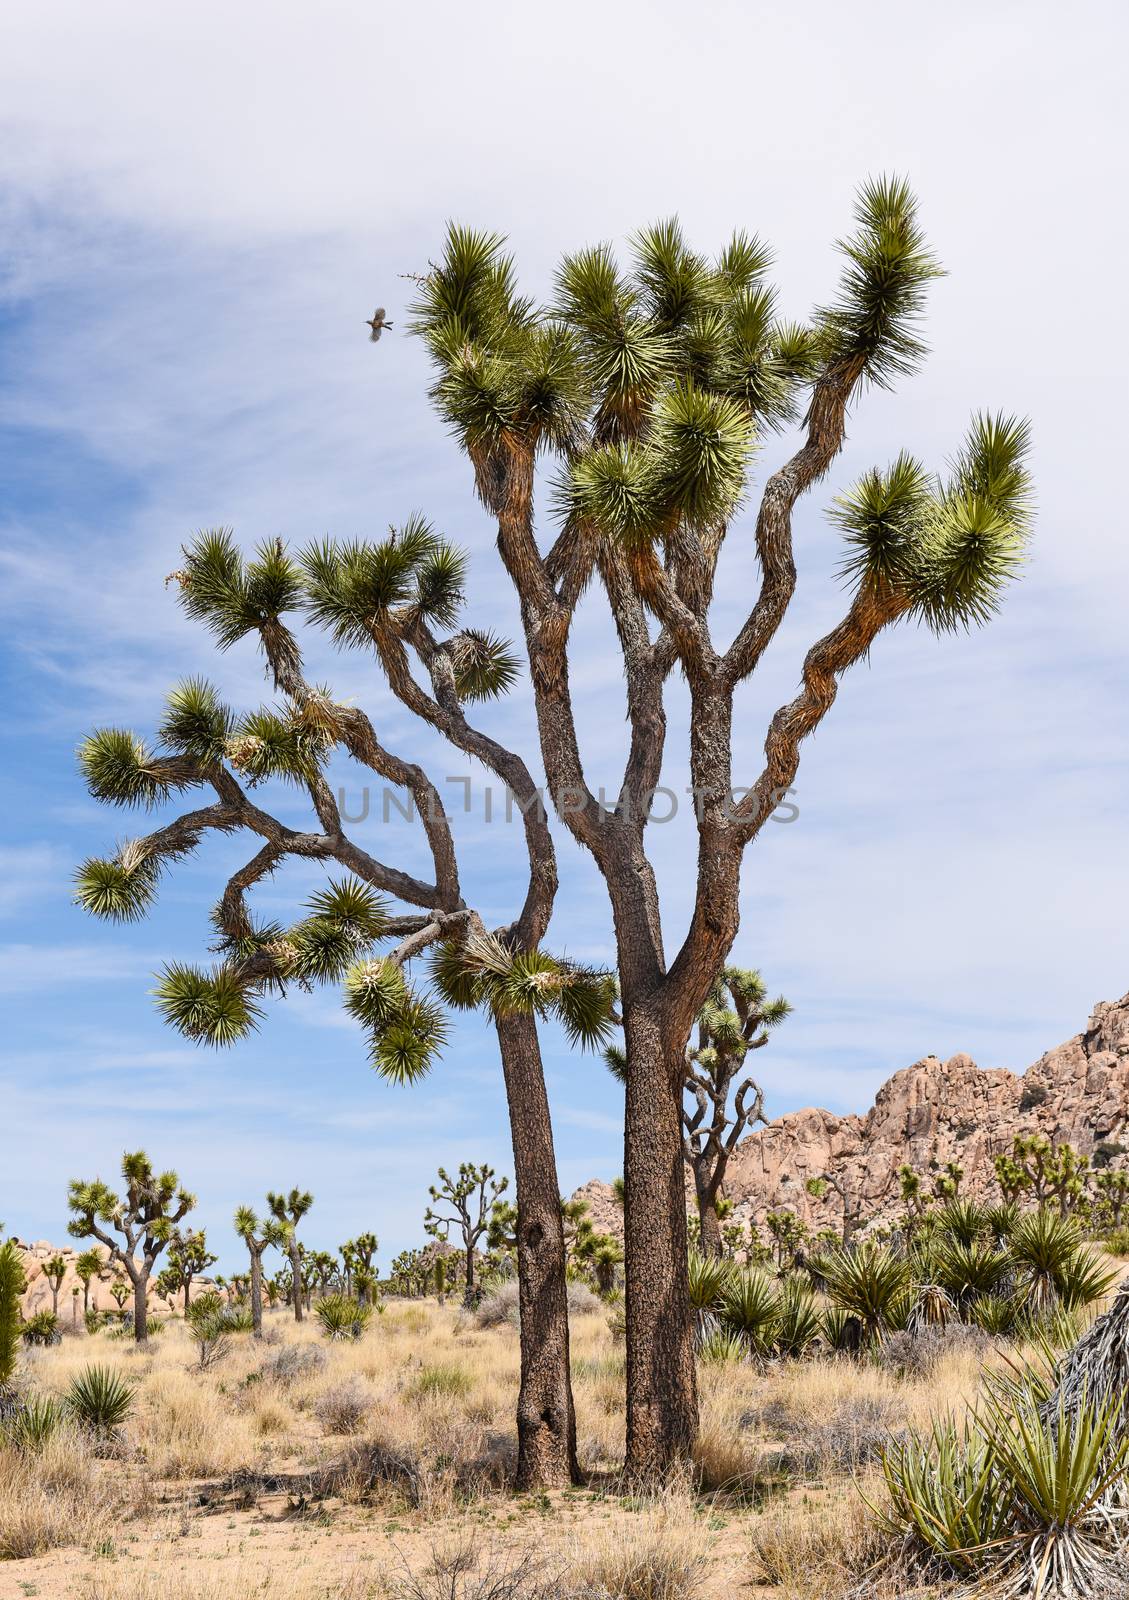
<box><xmin>41</xmin><ymin>1254</ymin><xmax>68</xmax><ymax>1316</ymax></box>
<box><xmin>425</xmin><ymin>1163</ymin><xmax>508</xmax><ymax>1305</ymax></box>
<box><xmin>234</xmin><ymin>1206</ymin><xmax>285</xmax><ymax>1338</ymax></box>
<box><xmin>267</xmin><ymin>1189</ymin><xmax>314</xmax><ymax>1322</ymax></box>
<box><xmin>162</xmin><ymin>1228</ymin><xmax>218</xmax><ymax>1312</ymax></box>
<box><xmin>74</xmin><ymin>1248</ymin><xmax>103</xmax><ymax>1315</ymax></box>
<box><xmin>67</xmin><ymin>1150</ymin><xmax>195</xmax><ymax>1341</ymax></box>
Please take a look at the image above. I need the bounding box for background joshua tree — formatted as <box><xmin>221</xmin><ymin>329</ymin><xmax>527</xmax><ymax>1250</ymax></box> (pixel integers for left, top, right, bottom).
<box><xmin>408</xmin><ymin>180</ymin><xmax>1032</xmax><ymax>1471</ymax></box>
<box><xmin>41</xmin><ymin>1254</ymin><xmax>67</xmax><ymax>1316</ymax></box>
<box><xmin>159</xmin><ymin>1228</ymin><xmax>217</xmax><ymax>1312</ymax></box>
<box><xmin>266</xmin><ymin>1189</ymin><xmax>313</xmax><ymax>1323</ymax></box>
<box><xmin>73</xmin><ymin>528</ymin><xmax>613</xmax><ymax>1490</ymax></box>
<box><xmin>234</xmin><ymin>1206</ymin><xmax>285</xmax><ymax>1337</ymax></box>
<box><xmin>608</xmin><ymin>965</ymin><xmax>788</xmax><ymax>1256</ymax></box>
<box><xmin>109</xmin><ymin>1278</ymin><xmax>130</xmax><ymax>1314</ymax></box>
<box><xmin>425</xmin><ymin>1163</ymin><xmax>508</xmax><ymax>1306</ymax></box>
<box><xmin>995</xmin><ymin>1134</ymin><xmax>1089</xmax><ymax>1215</ymax></box>
<box><xmin>74</xmin><ymin>1248</ymin><xmax>103</xmax><ymax>1316</ymax></box>
<box><xmin>67</xmin><ymin>1150</ymin><xmax>195</xmax><ymax>1342</ymax></box>
<box><xmin>344</xmin><ymin>1232</ymin><xmax>379</xmax><ymax>1302</ymax></box>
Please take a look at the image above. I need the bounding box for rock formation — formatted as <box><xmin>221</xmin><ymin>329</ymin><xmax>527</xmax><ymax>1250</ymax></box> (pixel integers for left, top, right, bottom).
<box><xmin>574</xmin><ymin>991</ymin><xmax>1129</xmax><ymax>1241</ymax></box>
<box><xmin>13</xmin><ymin>1239</ymin><xmax>217</xmax><ymax>1324</ymax></box>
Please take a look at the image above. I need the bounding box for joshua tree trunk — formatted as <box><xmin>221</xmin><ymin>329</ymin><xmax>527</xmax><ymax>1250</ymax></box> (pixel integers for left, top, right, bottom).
<box><xmin>249</xmin><ymin>1251</ymin><xmax>264</xmax><ymax>1338</ymax></box>
<box><xmin>696</xmin><ymin>1184</ymin><xmax>724</xmax><ymax>1259</ymax></box>
<box><xmin>132</xmin><ymin>1266</ymin><xmax>150</xmax><ymax>1342</ymax></box>
<box><xmin>496</xmin><ymin>1009</ymin><xmax>579</xmax><ymax>1489</ymax></box>
<box><xmin>621</xmin><ymin>996</ymin><xmax>699</xmax><ymax>1476</ymax></box>
<box><xmin>289</xmin><ymin>1243</ymin><xmax>303</xmax><ymax>1323</ymax></box>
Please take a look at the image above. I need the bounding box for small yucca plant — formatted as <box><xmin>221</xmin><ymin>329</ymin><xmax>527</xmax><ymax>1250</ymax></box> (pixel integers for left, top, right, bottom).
<box><xmin>821</xmin><ymin>1244</ymin><xmax>911</xmax><ymax>1347</ymax></box>
<box><xmin>3</xmin><ymin>1392</ymin><xmax>65</xmax><ymax>1450</ymax></box>
<box><xmin>314</xmin><ymin>1293</ymin><xmax>372</xmax><ymax>1341</ymax></box>
<box><xmin>20</xmin><ymin>1311</ymin><xmax>60</xmax><ymax>1347</ymax></box>
<box><xmin>66</xmin><ymin>1364</ymin><xmax>134</xmax><ymax>1433</ymax></box>
<box><xmin>718</xmin><ymin>1269</ymin><xmax>780</xmax><ymax>1359</ymax></box>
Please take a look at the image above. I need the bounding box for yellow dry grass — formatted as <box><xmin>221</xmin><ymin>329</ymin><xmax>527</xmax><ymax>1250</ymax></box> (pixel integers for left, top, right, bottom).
<box><xmin>0</xmin><ymin>1296</ymin><xmax>1035</xmax><ymax>1599</ymax></box>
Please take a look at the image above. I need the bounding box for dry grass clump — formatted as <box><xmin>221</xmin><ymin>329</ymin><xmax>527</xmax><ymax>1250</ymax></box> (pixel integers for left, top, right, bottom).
<box><xmin>131</xmin><ymin>1366</ymin><xmax>262</xmax><ymax>1477</ymax></box>
<box><xmin>0</xmin><ymin>1427</ymin><xmax>136</xmax><ymax>1559</ymax></box>
<box><xmin>565</xmin><ymin>1490</ymin><xmax>711</xmax><ymax>1599</ymax></box>
<box><xmin>315</xmin><ymin>1374</ymin><xmax>375</xmax><ymax>1435</ymax></box>
<box><xmin>748</xmin><ymin>1486</ymin><xmax>886</xmax><ymax>1597</ymax></box>
<box><xmin>77</xmin><ymin>1564</ymin><xmax>379</xmax><ymax>1599</ymax></box>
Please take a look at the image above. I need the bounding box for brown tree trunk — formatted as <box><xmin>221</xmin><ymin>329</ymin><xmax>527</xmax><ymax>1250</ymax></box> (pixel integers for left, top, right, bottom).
<box><xmin>250</xmin><ymin>1250</ymin><xmax>263</xmax><ymax>1338</ymax></box>
<box><xmin>132</xmin><ymin>1267</ymin><xmax>149</xmax><ymax>1343</ymax></box>
<box><xmin>622</xmin><ymin>1000</ymin><xmax>698</xmax><ymax>1477</ymax></box>
<box><xmin>290</xmin><ymin>1243</ymin><xmax>303</xmax><ymax>1322</ymax></box>
<box><xmin>495</xmin><ymin>1009</ymin><xmax>580</xmax><ymax>1490</ymax></box>
<box><xmin>697</xmin><ymin>1190</ymin><xmax>723</xmax><ymax>1258</ymax></box>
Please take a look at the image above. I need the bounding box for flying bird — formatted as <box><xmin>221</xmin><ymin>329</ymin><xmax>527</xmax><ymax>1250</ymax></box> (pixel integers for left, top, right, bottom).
<box><xmin>366</xmin><ymin>308</ymin><xmax>393</xmax><ymax>342</ymax></box>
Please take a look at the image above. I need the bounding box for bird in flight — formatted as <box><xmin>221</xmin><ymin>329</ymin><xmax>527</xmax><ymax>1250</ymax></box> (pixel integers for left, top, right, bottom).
<box><xmin>366</xmin><ymin>308</ymin><xmax>393</xmax><ymax>342</ymax></box>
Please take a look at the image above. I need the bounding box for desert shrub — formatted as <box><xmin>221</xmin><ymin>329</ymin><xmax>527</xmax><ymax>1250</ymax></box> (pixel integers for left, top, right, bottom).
<box><xmin>1102</xmin><ymin>1226</ymin><xmax>1129</xmax><ymax>1258</ymax></box>
<box><xmin>749</xmin><ymin>1489</ymin><xmax>884</xmax><ymax>1590</ymax></box>
<box><xmin>2</xmin><ymin>1392</ymin><xmax>65</xmax><ymax>1450</ymax></box>
<box><xmin>314</xmin><ymin>1376</ymin><xmax>373</xmax><ymax>1435</ymax></box>
<box><xmin>752</xmin><ymin>1391</ymin><xmax>903</xmax><ymax>1477</ymax></box>
<box><xmin>315</xmin><ymin>1292</ymin><xmax>373</xmax><ymax>1340</ymax></box>
<box><xmin>876</xmin><ymin>1384</ymin><xmax>1129</xmax><ymax>1595</ymax></box>
<box><xmin>66</xmin><ymin>1364</ymin><xmax>134</xmax><ymax>1434</ymax></box>
<box><xmin>698</xmin><ymin>1328</ymin><xmax>747</xmax><ymax>1363</ymax></box>
<box><xmin>0</xmin><ymin>1428</ymin><xmax>131</xmax><ymax>1559</ymax></box>
<box><xmin>20</xmin><ymin>1311</ymin><xmax>60</xmax><ymax>1347</ymax></box>
<box><xmin>875</xmin><ymin>1322</ymin><xmax>994</xmax><ymax>1378</ymax></box>
<box><xmin>409</xmin><ymin>1363</ymin><xmax>472</xmax><ymax>1401</ymax></box>
<box><xmin>1008</xmin><ymin>1209</ymin><xmax>1116</xmax><ymax>1316</ymax></box>
<box><xmin>775</xmin><ymin>1279</ymin><xmax>822</xmax><ymax>1358</ymax></box>
<box><xmin>259</xmin><ymin>1342</ymin><xmax>327</xmax><ymax>1386</ymax></box>
<box><xmin>566</xmin><ymin>1491</ymin><xmax>709</xmax><ymax>1600</ymax></box>
<box><xmin>718</xmin><ymin>1268</ymin><xmax>780</xmax><ymax>1358</ymax></box>
<box><xmin>566</xmin><ymin>1280</ymin><xmax>602</xmax><ymax>1317</ymax></box>
<box><xmin>475</xmin><ymin>1280</ymin><xmax>520</xmax><ymax>1328</ymax></box>
<box><xmin>391</xmin><ymin>1541</ymin><xmax>560</xmax><ymax>1600</ymax></box>
<box><xmin>821</xmin><ymin>1245</ymin><xmax>911</xmax><ymax>1347</ymax></box>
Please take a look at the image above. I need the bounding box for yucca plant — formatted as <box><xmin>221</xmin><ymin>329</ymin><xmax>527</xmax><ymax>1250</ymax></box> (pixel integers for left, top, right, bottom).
<box><xmin>1010</xmin><ymin>1210</ymin><xmax>1116</xmax><ymax>1317</ymax></box>
<box><xmin>774</xmin><ymin>1278</ymin><xmax>822</xmax><ymax>1358</ymax></box>
<box><xmin>698</xmin><ymin>1328</ymin><xmax>747</xmax><ymax>1363</ymax></box>
<box><xmin>969</xmin><ymin>1293</ymin><xmax>1019</xmax><ymax>1338</ymax></box>
<box><xmin>66</xmin><ymin>1364</ymin><xmax>134</xmax><ymax>1434</ymax></box>
<box><xmin>687</xmin><ymin>1252</ymin><xmax>733</xmax><ymax>1346</ymax></box>
<box><xmin>876</xmin><ymin>1412</ymin><xmax>1012</xmax><ymax>1580</ymax></box>
<box><xmin>20</xmin><ymin>1311</ymin><xmax>59</xmax><ymax>1347</ymax></box>
<box><xmin>821</xmin><ymin>1244</ymin><xmax>911</xmax><ymax>1347</ymax></box>
<box><xmin>3</xmin><ymin>1393</ymin><xmax>64</xmax><ymax>1449</ymax></box>
<box><xmin>819</xmin><ymin>1301</ymin><xmax>859</xmax><ymax>1353</ymax></box>
<box><xmin>934</xmin><ymin>1198</ymin><xmax>989</xmax><ymax>1247</ymax></box>
<box><xmin>718</xmin><ymin>1269</ymin><xmax>780</xmax><ymax>1359</ymax></box>
<box><xmin>314</xmin><ymin>1293</ymin><xmax>372</xmax><ymax>1341</ymax></box>
<box><xmin>933</xmin><ymin>1237</ymin><xmax>1012</xmax><ymax>1309</ymax></box>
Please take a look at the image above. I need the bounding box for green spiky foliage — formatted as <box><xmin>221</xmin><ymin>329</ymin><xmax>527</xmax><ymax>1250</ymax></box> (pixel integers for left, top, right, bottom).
<box><xmin>67</xmin><ymin>1150</ymin><xmax>195</xmax><ymax>1342</ymax></box>
<box><xmin>21</xmin><ymin>1311</ymin><xmax>60</xmax><ymax>1346</ymax></box>
<box><xmin>994</xmin><ymin>1134</ymin><xmax>1091</xmax><ymax>1218</ymax></box>
<box><xmin>314</xmin><ymin>1293</ymin><xmax>373</xmax><ymax>1341</ymax></box>
<box><xmin>820</xmin><ymin>1243</ymin><xmax>912</xmax><ymax>1347</ymax></box>
<box><xmin>717</xmin><ymin>1268</ymin><xmax>781</xmax><ymax>1360</ymax></box>
<box><xmin>41</xmin><ymin>1254</ymin><xmax>67</xmax><ymax>1316</ymax></box>
<box><xmin>73</xmin><ymin>1249</ymin><xmax>103</xmax><ymax>1315</ymax></box>
<box><xmin>159</xmin><ymin>1229</ymin><xmax>217</xmax><ymax>1312</ymax></box>
<box><xmin>267</xmin><ymin>1188</ymin><xmax>314</xmax><ymax>1324</ymax></box>
<box><xmin>0</xmin><ymin>1241</ymin><xmax>26</xmax><ymax>1388</ymax></box>
<box><xmin>1008</xmin><ymin>1210</ymin><xmax>1117</xmax><ymax>1319</ymax></box>
<box><xmin>430</xmin><ymin>932</ymin><xmax>617</xmax><ymax>1057</ymax></box>
<box><xmin>424</xmin><ymin>1163</ymin><xmax>509</xmax><ymax>1306</ymax></box>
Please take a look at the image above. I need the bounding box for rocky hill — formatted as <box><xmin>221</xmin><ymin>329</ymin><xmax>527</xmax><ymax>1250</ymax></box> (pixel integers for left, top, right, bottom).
<box><xmin>574</xmin><ymin>991</ymin><xmax>1129</xmax><ymax>1240</ymax></box>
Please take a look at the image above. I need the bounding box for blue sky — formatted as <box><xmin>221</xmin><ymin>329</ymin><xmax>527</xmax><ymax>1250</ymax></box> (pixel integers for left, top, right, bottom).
<box><xmin>1</xmin><ymin>0</ymin><xmax>1127</xmax><ymax>1273</ymax></box>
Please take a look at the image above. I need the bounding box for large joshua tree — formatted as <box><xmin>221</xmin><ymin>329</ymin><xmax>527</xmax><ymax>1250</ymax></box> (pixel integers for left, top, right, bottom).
<box><xmin>266</xmin><ymin>1189</ymin><xmax>313</xmax><ymax>1323</ymax></box>
<box><xmin>73</xmin><ymin>532</ymin><xmax>612</xmax><ymax>1487</ymax></box>
<box><xmin>67</xmin><ymin>1151</ymin><xmax>195</xmax><ymax>1342</ymax></box>
<box><xmin>407</xmin><ymin>179</ymin><xmax>1033</xmax><ymax>1471</ymax></box>
<box><xmin>425</xmin><ymin>1161</ymin><xmax>508</xmax><ymax>1305</ymax></box>
<box><xmin>611</xmin><ymin>966</ymin><xmax>789</xmax><ymax>1257</ymax></box>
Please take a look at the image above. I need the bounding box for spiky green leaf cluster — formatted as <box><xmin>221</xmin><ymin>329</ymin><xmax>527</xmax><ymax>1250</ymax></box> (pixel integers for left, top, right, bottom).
<box><xmin>175</xmin><ymin>530</ymin><xmax>302</xmax><ymax>651</ymax></box>
<box><xmin>343</xmin><ymin>958</ymin><xmax>448</xmax><ymax>1083</ymax></box>
<box><xmin>430</xmin><ymin>935</ymin><xmax>617</xmax><ymax>1049</ymax></box>
<box><xmin>159</xmin><ymin>679</ymin><xmax>235</xmax><ymax>762</ymax></box>
<box><xmin>833</xmin><ymin>412</ymin><xmax>1033</xmax><ymax>634</ymax></box>
<box><xmin>283</xmin><ymin>877</ymin><xmax>391</xmax><ymax>983</ymax></box>
<box><xmin>74</xmin><ymin>853</ymin><xmax>161</xmax><ymax>923</ymax></box>
<box><xmin>817</xmin><ymin>175</ymin><xmax>944</xmax><ymax>386</ymax></box>
<box><xmin>154</xmin><ymin>963</ymin><xmax>265</xmax><ymax>1046</ymax></box>
<box><xmin>78</xmin><ymin>728</ymin><xmax>198</xmax><ymax>809</ymax></box>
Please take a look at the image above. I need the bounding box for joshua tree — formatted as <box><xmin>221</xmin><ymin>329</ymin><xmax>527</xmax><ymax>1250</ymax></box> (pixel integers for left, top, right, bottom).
<box><xmin>233</xmin><ymin>1206</ymin><xmax>285</xmax><ymax>1337</ymax></box>
<box><xmin>67</xmin><ymin>1150</ymin><xmax>195</xmax><ymax>1341</ymax></box>
<box><xmin>405</xmin><ymin>180</ymin><xmax>1032</xmax><ymax>1470</ymax></box>
<box><xmin>71</xmin><ymin>1286</ymin><xmax>81</xmax><ymax>1331</ymax></box>
<box><xmin>266</xmin><ymin>1189</ymin><xmax>313</xmax><ymax>1323</ymax></box>
<box><xmin>425</xmin><ymin>1163</ymin><xmax>508</xmax><ymax>1305</ymax></box>
<box><xmin>74</xmin><ymin>1248</ymin><xmax>103</xmax><ymax>1315</ymax></box>
<box><xmin>995</xmin><ymin>1135</ymin><xmax>1089</xmax><ymax>1216</ymax></box>
<box><xmin>161</xmin><ymin>1228</ymin><xmax>218</xmax><ymax>1312</ymax></box>
<box><xmin>1094</xmin><ymin>1169</ymin><xmax>1129</xmax><ymax>1229</ymax></box>
<box><xmin>345</xmin><ymin>1232</ymin><xmax>379</xmax><ymax>1302</ymax></box>
<box><xmin>609</xmin><ymin>966</ymin><xmax>788</xmax><ymax>1256</ymax></box>
<box><xmin>72</xmin><ymin>541</ymin><xmax>614</xmax><ymax>1491</ymax></box>
<box><xmin>109</xmin><ymin>1278</ymin><xmax>131</xmax><ymax>1313</ymax></box>
<box><xmin>42</xmin><ymin>1254</ymin><xmax>68</xmax><ymax>1316</ymax></box>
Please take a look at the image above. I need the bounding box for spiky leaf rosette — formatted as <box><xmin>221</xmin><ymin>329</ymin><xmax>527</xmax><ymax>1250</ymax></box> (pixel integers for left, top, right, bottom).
<box><xmin>817</xmin><ymin>175</ymin><xmax>944</xmax><ymax>386</ymax></box>
<box><xmin>299</xmin><ymin>520</ymin><xmax>444</xmax><ymax>648</ymax></box>
<box><xmin>284</xmin><ymin>877</ymin><xmax>391</xmax><ymax>983</ymax></box>
<box><xmin>78</xmin><ymin>728</ymin><xmax>198</xmax><ymax>809</ymax></box>
<box><xmin>343</xmin><ymin>958</ymin><xmax>447</xmax><ymax>1082</ymax></box>
<box><xmin>154</xmin><ymin>963</ymin><xmax>264</xmax><ymax>1046</ymax></box>
<box><xmin>174</xmin><ymin>529</ymin><xmax>302</xmax><ymax>651</ymax></box>
<box><xmin>158</xmin><ymin>679</ymin><xmax>234</xmax><ymax>762</ymax></box>
<box><xmin>431</xmin><ymin>935</ymin><xmax>616</xmax><ymax>1047</ymax></box>
<box><xmin>75</xmin><ymin>853</ymin><xmax>161</xmax><ymax>922</ymax></box>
